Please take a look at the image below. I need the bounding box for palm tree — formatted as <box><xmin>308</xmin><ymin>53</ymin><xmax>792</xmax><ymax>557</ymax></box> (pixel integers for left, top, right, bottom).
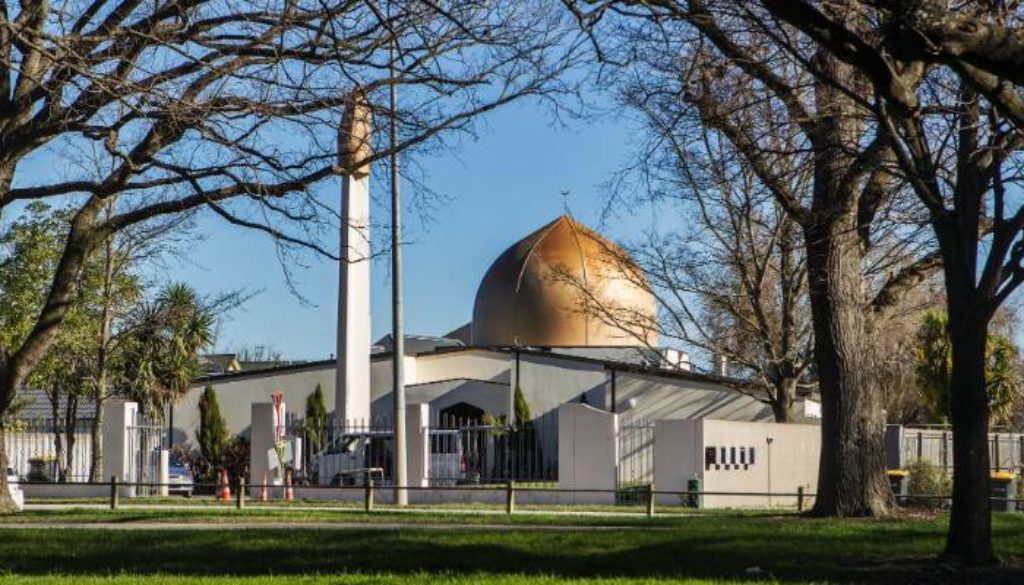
<box><xmin>122</xmin><ymin>283</ymin><xmax>214</xmax><ymax>441</ymax></box>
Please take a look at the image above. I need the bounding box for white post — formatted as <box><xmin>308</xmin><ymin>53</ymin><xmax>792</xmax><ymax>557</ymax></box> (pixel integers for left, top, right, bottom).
<box><xmin>102</xmin><ymin>400</ymin><xmax>138</xmax><ymax>497</ymax></box>
<box><xmin>250</xmin><ymin>402</ymin><xmax>285</xmax><ymax>497</ymax></box>
<box><xmin>158</xmin><ymin>450</ymin><xmax>169</xmax><ymax>497</ymax></box>
<box><xmin>405</xmin><ymin>403</ymin><xmax>430</xmax><ymax>497</ymax></box>
<box><xmin>336</xmin><ymin>91</ymin><xmax>373</xmax><ymax>425</ymax></box>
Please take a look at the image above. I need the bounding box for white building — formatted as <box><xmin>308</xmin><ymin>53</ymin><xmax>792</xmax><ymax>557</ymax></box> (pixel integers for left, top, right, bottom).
<box><xmin>173</xmin><ymin>215</ymin><xmax>802</xmax><ymax>448</ymax></box>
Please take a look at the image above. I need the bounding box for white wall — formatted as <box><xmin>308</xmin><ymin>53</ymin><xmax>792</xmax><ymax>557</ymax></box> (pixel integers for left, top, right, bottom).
<box><xmin>558</xmin><ymin>403</ymin><xmax>617</xmax><ymax>503</ymax></box>
<box><xmin>654</xmin><ymin>419</ymin><xmax>820</xmax><ymax>509</ymax></box>
<box><xmin>371</xmin><ymin>379</ymin><xmax>511</xmax><ymax>425</ymax></box>
<box><xmin>653</xmin><ymin>419</ymin><xmax>702</xmax><ymax>506</ymax></box>
<box><xmin>515</xmin><ymin>353</ymin><xmax>606</xmax><ymax>423</ymax></box>
<box><xmin>414</xmin><ymin>349</ymin><xmax>510</xmax><ymax>386</ymax></box>
<box><xmin>177</xmin><ymin>364</ymin><xmax>335</xmax><ymax>448</ymax></box>
<box><xmin>613</xmin><ymin>371</ymin><xmax>773</xmax><ymax>424</ymax></box>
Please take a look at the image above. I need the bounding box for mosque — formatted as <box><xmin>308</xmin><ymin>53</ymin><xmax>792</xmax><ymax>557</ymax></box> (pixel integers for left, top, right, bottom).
<box><xmin>177</xmin><ymin>214</ymin><xmax>802</xmax><ymax>450</ymax></box>
<box><xmin>176</xmin><ymin>97</ymin><xmax>814</xmax><ymax>462</ymax></box>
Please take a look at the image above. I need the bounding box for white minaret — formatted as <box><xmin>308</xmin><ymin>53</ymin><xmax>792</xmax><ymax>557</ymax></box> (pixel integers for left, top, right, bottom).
<box><xmin>336</xmin><ymin>90</ymin><xmax>372</xmax><ymax>425</ymax></box>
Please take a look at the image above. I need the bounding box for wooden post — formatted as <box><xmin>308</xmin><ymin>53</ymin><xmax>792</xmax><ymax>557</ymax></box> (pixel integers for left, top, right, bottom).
<box><xmin>646</xmin><ymin>483</ymin><xmax>655</xmax><ymax>518</ymax></box>
<box><xmin>237</xmin><ymin>477</ymin><xmax>246</xmax><ymax>510</ymax></box>
<box><xmin>506</xmin><ymin>481</ymin><xmax>515</xmax><ymax>515</ymax></box>
<box><xmin>797</xmin><ymin>486</ymin><xmax>805</xmax><ymax>512</ymax></box>
<box><xmin>365</xmin><ymin>477</ymin><xmax>375</xmax><ymax>512</ymax></box>
<box><xmin>110</xmin><ymin>476</ymin><xmax>119</xmax><ymax>510</ymax></box>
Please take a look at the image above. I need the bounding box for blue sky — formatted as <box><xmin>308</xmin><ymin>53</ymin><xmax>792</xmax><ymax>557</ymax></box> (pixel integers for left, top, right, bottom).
<box><xmin>171</xmin><ymin>98</ymin><xmax>660</xmax><ymax>360</ymax></box>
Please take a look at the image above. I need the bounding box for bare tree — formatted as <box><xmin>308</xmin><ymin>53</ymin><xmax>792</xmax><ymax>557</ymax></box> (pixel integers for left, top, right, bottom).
<box><xmin>0</xmin><ymin>0</ymin><xmax>581</xmax><ymax>512</ymax></box>
<box><xmin>735</xmin><ymin>0</ymin><xmax>1024</xmax><ymax>566</ymax></box>
<box><xmin>586</xmin><ymin>118</ymin><xmax>813</xmax><ymax>422</ymax></box>
<box><xmin>568</xmin><ymin>0</ymin><xmax>941</xmax><ymax>516</ymax></box>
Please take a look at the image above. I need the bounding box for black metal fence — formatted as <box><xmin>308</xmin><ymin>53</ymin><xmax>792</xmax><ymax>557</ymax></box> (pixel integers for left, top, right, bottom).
<box><xmin>427</xmin><ymin>415</ymin><xmax>557</xmax><ymax>486</ymax></box>
<box><xmin>287</xmin><ymin>415</ymin><xmax>558</xmax><ymax>488</ymax></box>
<box><xmin>288</xmin><ymin>418</ymin><xmax>395</xmax><ymax>486</ymax></box>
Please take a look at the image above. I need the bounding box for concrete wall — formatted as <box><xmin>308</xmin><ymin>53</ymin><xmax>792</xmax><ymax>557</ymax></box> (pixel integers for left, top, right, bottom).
<box><xmin>653</xmin><ymin>419</ymin><xmax>702</xmax><ymax>506</ymax></box>
<box><xmin>414</xmin><ymin>349</ymin><xmax>510</xmax><ymax>386</ymax></box>
<box><xmin>558</xmin><ymin>403</ymin><xmax>617</xmax><ymax>503</ymax></box>
<box><xmin>372</xmin><ymin>379</ymin><xmax>510</xmax><ymax>426</ymax></box>
<box><xmin>655</xmin><ymin>419</ymin><xmax>819</xmax><ymax>509</ymax></box>
<box><xmin>177</xmin><ymin>364</ymin><xmax>335</xmax><ymax>448</ymax></box>
<box><xmin>612</xmin><ymin>371</ymin><xmax>773</xmax><ymax>425</ymax></box>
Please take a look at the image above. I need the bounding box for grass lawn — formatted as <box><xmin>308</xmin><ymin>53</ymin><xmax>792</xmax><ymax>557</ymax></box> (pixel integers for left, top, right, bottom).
<box><xmin>0</xmin><ymin>506</ymin><xmax>698</xmax><ymax>526</ymax></box>
<box><xmin>0</xmin><ymin>510</ymin><xmax>1023</xmax><ymax>583</ymax></box>
<box><xmin>0</xmin><ymin>577</ymin><xmax>735</xmax><ymax>585</ymax></box>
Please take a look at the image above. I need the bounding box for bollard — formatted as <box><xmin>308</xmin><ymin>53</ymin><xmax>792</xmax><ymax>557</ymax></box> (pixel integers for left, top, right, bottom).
<box><xmin>797</xmin><ymin>486</ymin><xmax>805</xmax><ymax>512</ymax></box>
<box><xmin>237</xmin><ymin>477</ymin><xmax>246</xmax><ymax>510</ymax></box>
<box><xmin>365</xmin><ymin>478</ymin><xmax>375</xmax><ymax>512</ymax></box>
<box><xmin>110</xmin><ymin>476</ymin><xmax>119</xmax><ymax>510</ymax></box>
<box><xmin>506</xmin><ymin>481</ymin><xmax>515</xmax><ymax>515</ymax></box>
<box><xmin>646</xmin><ymin>483</ymin><xmax>655</xmax><ymax>518</ymax></box>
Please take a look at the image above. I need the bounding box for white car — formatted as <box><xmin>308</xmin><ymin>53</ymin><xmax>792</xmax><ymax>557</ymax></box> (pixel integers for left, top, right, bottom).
<box><xmin>6</xmin><ymin>467</ymin><xmax>24</xmax><ymax>510</ymax></box>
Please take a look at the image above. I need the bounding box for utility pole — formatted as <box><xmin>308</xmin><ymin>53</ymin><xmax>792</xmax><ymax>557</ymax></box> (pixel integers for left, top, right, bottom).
<box><xmin>390</xmin><ymin>39</ymin><xmax>408</xmax><ymax>507</ymax></box>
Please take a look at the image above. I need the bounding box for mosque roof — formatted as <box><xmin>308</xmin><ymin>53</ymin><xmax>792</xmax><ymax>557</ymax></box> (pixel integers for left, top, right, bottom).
<box><xmin>471</xmin><ymin>215</ymin><xmax>657</xmax><ymax>347</ymax></box>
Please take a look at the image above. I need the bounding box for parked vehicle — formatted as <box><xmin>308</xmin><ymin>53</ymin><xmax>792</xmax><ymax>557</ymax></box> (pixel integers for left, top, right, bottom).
<box><xmin>167</xmin><ymin>456</ymin><xmax>194</xmax><ymax>497</ymax></box>
<box><xmin>316</xmin><ymin>431</ymin><xmax>392</xmax><ymax>486</ymax></box>
<box><xmin>6</xmin><ymin>467</ymin><xmax>24</xmax><ymax>510</ymax></box>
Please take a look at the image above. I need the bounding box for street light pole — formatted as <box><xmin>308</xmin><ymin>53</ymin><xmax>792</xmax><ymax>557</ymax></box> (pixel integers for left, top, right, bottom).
<box><xmin>390</xmin><ymin>39</ymin><xmax>407</xmax><ymax>507</ymax></box>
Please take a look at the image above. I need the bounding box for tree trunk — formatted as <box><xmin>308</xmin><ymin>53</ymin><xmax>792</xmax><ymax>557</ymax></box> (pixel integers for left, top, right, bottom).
<box><xmin>63</xmin><ymin>393</ymin><xmax>78</xmax><ymax>482</ymax></box>
<box><xmin>943</xmin><ymin>283</ymin><xmax>995</xmax><ymax>564</ymax></box>
<box><xmin>805</xmin><ymin>217</ymin><xmax>894</xmax><ymax>517</ymax></box>
<box><xmin>89</xmin><ymin>405</ymin><xmax>104</xmax><ymax>482</ymax></box>
<box><xmin>90</xmin><ymin>220</ymin><xmax>115</xmax><ymax>482</ymax></box>
<box><xmin>0</xmin><ymin>422</ymin><xmax>15</xmax><ymax>513</ymax></box>
<box><xmin>50</xmin><ymin>393</ymin><xmax>65</xmax><ymax>483</ymax></box>
<box><xmin>770</xmin><ymin>376</ymin><xmax>798</xmax><ymax>423</ymax></box>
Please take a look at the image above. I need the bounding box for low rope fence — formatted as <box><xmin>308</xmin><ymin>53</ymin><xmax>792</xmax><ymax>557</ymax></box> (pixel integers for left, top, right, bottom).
<box><xmin>14</xmin><ymin>476</ymin><xmax>1024</xmax><ymax>517</ymax></box>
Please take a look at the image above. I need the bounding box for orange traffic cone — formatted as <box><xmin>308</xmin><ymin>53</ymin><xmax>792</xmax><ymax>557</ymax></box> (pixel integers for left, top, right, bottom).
<box><xmin>284</xmin><ymin>469</ymin><xmax>294</xmax><ymax>502</ymax></box>
<box><xmin>219</xmin><ymin>469</ymin><xmax>232</xmax><ymax>501</ymax></box>
<box><xmin>259</xmin><ymin>471</ymin><xmax>269</xmax><ymax>502</ymax></box>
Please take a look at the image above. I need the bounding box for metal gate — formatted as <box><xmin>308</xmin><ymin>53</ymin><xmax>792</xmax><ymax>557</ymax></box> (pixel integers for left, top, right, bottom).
<box><xmin>126</xmin><ymin>414</ymin><xmax>163</xmax><ymax>496</ymax></box>
<box><xmin>427</xmin><ymin>418</ymin><xmax>556</xmax><ymax>486</ymax></box>
<box><xmin>618</xmin><ymin>419</ymin><xmax>655</xmax><ymax>503</ymax></box>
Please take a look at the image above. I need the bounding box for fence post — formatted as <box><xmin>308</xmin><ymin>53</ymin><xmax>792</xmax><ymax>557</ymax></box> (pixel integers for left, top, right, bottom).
<box><xmin>237</xmin><ymin>476</ymin><xmax>246</xmax><ymax>510</ymax></box>
<box><xmin>365</xmin><ymin>477</ymin><xmax>374</xmax><ymax>512</ymax></box>
<box><xmin>110</xmin><ymin>476</ymin><xmax>119</xmax><ymax>510</ymax></box>
<box><xmin>646</xmin><ymin>483</ymin><xmax>655</xmax><ymax>518</ymax></box>
<box><xmin>797</xmin><ymin>486</ymin><xmax>805</xmax><ymax>512</ymax></box>
<box><xmin>506</xmin><ymin>481</ymin><xmax>515</xmax><ymax>515</ymax></box>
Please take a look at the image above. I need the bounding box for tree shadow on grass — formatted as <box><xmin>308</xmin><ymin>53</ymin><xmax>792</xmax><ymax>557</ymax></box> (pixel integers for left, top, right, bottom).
<box><xmin>1</xmin><ymin>521</ymin><xmax>1021</xmax><ymax>584</ymax></box>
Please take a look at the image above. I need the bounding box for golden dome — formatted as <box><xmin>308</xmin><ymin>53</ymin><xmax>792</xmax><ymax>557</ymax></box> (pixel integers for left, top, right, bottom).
<box><xmin>471</xmin><ymin>216</ymin><xmax>657</xmax><ymax>347</ymax></box>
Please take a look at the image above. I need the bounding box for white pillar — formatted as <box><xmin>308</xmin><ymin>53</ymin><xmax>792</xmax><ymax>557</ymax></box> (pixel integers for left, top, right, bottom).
<box><xmin>406</xmin><ymin>403</ymin><xmax>430</xmax><ymax>494</ymax></box>
<box><xmin>158</xmin><ymin>450</ymin><xmax>169</xmax><ymax>497</ymax></box>
<box><xmin>250</xmin><ymin>402</ymin><xmax>285</xmax><ymax>496</ymax></box>
<box><xmin>558</xmin><ymin>403</ymin><xmax>618</xmax><ymax>504</ymax></box>
<box><xmin>102</xmin><ymin>400</ymin><xmax>138</xmax><ymax>492</ymax></box>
